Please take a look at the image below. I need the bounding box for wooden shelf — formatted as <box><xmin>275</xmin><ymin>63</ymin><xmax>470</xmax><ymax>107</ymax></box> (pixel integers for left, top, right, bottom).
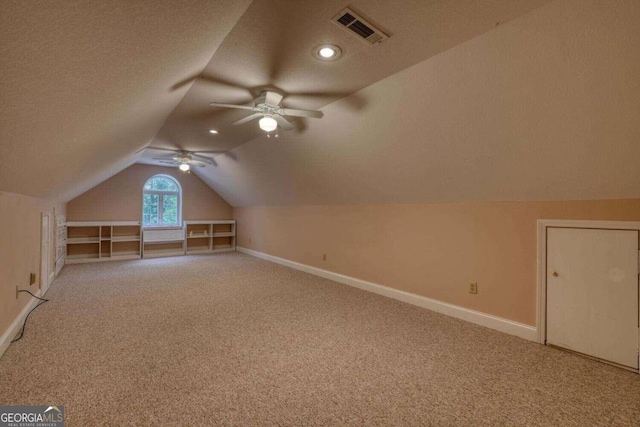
<box><xmin>144</xmin><ymin>239</ymin><xmax>184</xmax><ymax>244</ymax></box>
<box><xmin>67</xmin><ymin>221</ymin><xmax>139</xmax><ymax>227</ymax></box>
<box><xmin>187</xmin><ymin>245</ymin><xmax>211</xmax><ymax>252</ymax></box>
<box><xmin>67</xmin><ymin>221</ymin><xmax>141</xmax><ymax>264</ymax></box>
<box><xmin>112</xmin><ymin>250</ymin><xmax>140</xmax><ymax>257</ymax></box>
<box><xmin>67</xmin><ymin>253</ymin><xmax>99</xmax><ymax>261</ymax></box>
<box><xmin>66</xmin><ymin>220</ymin><xmax>233</xmax><ymax>263</ymax></box>
<box><xmin>184</xmin><ymin>220</ymin><xmax>236</xmax><ymax>256</ymax></box>
<box><xmin>186</xmin><ymin>247</ymin><xmax>212</xmax><ymax>254</ymax></box>
<box><xmin>67</xmin><ymin>237</ymin><xmax>100</xmax><ymax>244</ymax></box>
<box><xmin>111</xmin><ymin>254</ymin><xmax>143</xmax><ymax>261</ymax></box>
<box><xmin>186</xmin><ymin>220</ymin><xmax>235</xmax><ymax>225</ymax></box>
<box><xmin>55</xmin><ymin>215</ymin><xmax>67</xmax><ymax>276</ymax></box>
<box><xmin>113</xmin><ymin>225</ymin><xmax>141</xmax><ymax>239</ymax></box>
<box><xmin>113</xmin><ymin>240</ymin><xmax>140</xmax><ymax>254</ymax></box>
<box><xmin>112</xmin><ymin>235</ymin><xmax>141</xmax><ymax>242</ymax></box>
<box><xmin>187</xmin><ymin>234</ymin><xmax>210</xmax><ymax>239</ymax></box>
<box><xmin>143</xmin><ymin>248</ymin><xmax>185</xmax><ymax>258</ymax></box>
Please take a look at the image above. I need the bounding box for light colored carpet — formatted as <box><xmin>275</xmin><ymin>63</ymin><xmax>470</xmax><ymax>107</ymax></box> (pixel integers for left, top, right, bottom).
<box><xmin>1</xmin><ymin>252</ymin><xmax>639</xmax><ymax>426</ymax></box>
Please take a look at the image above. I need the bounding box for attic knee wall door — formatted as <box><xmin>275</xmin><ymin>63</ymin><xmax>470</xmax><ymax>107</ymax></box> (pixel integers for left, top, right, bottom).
<box><xmin>546</xmin><ymin>228</ymin><xmax>639</xmax><ymax>369</ymax></box>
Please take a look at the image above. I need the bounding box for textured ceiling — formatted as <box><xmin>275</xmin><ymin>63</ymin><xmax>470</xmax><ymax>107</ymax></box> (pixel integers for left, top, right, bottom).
<box><xmin>6</xmin><ymin>0</ymin><xmax>636</xmax><ymax>208</ymax></box>
<box><xmin>140</xmin><ymin>0</ymin><xmax>551</xmax><ymax>157</ymax></box>
<box><xmin>194</xmin><ymin>0</ymin><xmax>640</xmax><ymax>206</ymax></box>
<box><xmin>0</xmin><ymin>0</ymin><xmax>251</xmax><ymax>201</ymax></box>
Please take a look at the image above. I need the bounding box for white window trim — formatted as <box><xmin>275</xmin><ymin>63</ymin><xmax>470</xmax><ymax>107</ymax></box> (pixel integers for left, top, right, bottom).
<box><xmin>142</xmin><ymin>174</ymin><xmax>183</xmax><ymax>228</ymax></box>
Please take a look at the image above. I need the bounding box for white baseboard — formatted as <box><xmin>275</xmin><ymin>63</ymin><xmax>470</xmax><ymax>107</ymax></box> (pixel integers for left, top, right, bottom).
<box><xmin>43</xmin><ymin>271</ymin><xmax>55</xmax><ymax>294</ymax></box>
<box><xmin>0</xmin><ymin>289</ymin><xmax>43</xmax><ymax>359</ymax></box>
<box><xmin>237</xmin><ymin>247</ymin><xmax>537</xmax><ymax>342</ymax></box>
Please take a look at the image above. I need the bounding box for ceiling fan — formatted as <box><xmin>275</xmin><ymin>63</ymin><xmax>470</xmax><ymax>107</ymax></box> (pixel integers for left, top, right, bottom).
<box><xmin>145</xmin><ymin>147</ymin><xmax>220</xmax><ymax>172</ymax></box>
<box><xmin>210</xmin><ymin>90</ymin><xmax>324</xmax><ymax>134</ymax></box>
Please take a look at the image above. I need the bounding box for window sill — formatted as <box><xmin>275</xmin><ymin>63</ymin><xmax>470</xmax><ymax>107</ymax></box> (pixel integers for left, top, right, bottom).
<box><xmin>143</xmin><ymin>225</ymin><xmax>182</xmax><ymax>230</ymax></box>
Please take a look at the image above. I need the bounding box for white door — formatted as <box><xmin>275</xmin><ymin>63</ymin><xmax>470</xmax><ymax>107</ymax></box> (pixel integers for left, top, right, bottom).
<box><xmin>41</xmin><ymin>214</ymin><xmax>50</xmax><ymax>293</ymax></box>
<box><xmin>547</xmin><ymin>227</ymin><xmax>639</xmax><ymax>369</ymax></box>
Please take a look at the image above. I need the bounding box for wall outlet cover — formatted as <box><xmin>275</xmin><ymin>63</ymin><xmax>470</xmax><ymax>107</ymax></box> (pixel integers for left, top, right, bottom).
<box><xmin>469</xmin><ymin>282</ymin><xmax>478</xmax><ymax>294</ymax></box>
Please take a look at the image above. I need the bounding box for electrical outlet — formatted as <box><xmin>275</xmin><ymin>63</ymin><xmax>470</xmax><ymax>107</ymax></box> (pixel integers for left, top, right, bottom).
<box><xmin>30</xmin><ymin>273</ymin><xmax>36</xmax><ymax>285</ymax></box>
<box><xmin>469</xmin><ymin>282</ymin><xmax>478</xmax><ymax>294</ymax></box>
<box><xmin>322</xmin><ymin>253</ymin><xmax>327</xmax><ymax>261</ymax></box>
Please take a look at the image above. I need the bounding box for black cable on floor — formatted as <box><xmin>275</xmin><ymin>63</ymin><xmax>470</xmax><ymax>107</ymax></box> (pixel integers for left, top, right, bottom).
<box><xmin>11</xmin><ymin>290</ymin><xmax>49</xmax><ymax>343</ymax></box>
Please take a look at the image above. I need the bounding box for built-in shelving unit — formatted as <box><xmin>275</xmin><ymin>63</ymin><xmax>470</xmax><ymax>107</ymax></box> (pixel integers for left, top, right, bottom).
<box><xmin>185</xmin><ymin>220</ymin><xmax>236</xmax><ymax>255</ymax></box>
<box><xmin>66</xmin><ymin>220</ymin><xmax>235</xmax><ymax>262</ymax></box>
<box><xmin>66</xmin><ymin>221</ymin><xmax>141</xmax><ymax>264</ymax></box>
<box><xmin>142</xmin><ymin>228</ymin><xmax>185</xmax><ymax>259</ymax></box>
<box><xmin>55</xmin><ymin>215</ymin><xmax>67</xmax><ymax>275</ymax></box>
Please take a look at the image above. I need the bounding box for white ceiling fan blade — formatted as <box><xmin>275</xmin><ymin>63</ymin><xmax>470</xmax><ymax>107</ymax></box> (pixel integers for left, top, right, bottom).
<box><xmin>158</xmin><ymin>160</ymin><xmax>178</xmax><ymax>165</ymax></box>
<box><xmin>152</xmin><ymin>155</ymin><xmax>178</xmax><ymax>161</ymax></box>
<box><xmin>189</xmin><ymin>160</ymin><xmax>209</xmax><ymax>168</ymax></box>
<box><xmin>189</xmin><ymin>154</ymin><xmax>215</xmax><ymax>164</ymax></box>
<box><xmin>280</xmin><ymin>108</ymin><xmax>323</xmax><ymax>119</ymax></box>
<box><xmin>274</xmin><ymin>115</ymin><xmax>294</xmax><ymax>130</ymax></box>
<box><xmin>265</xmin><ymin>91</ymin><xmax>283</xmax><ymax>107</ymax></box>
<box><xmin>233</xmin><ymin>112</ymin><xmax>263</xmax><ymax>126</ymax></box>
<box><xmin>209</xmin><ymin>102</ymin><xmax>259</xmax><ymax>111</ymax></box>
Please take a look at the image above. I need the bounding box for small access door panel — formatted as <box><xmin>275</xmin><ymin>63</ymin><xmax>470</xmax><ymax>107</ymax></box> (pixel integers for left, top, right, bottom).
<box><xmin>547</xmin><ymin>227</ymin><xmax>639</xmax><ymax>369</ymax></box>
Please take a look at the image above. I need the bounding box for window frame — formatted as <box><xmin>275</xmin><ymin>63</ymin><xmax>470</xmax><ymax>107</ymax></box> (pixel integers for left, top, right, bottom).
<box><xmin>142</xmin><ymin>174</ymin><xmax>183</xmax><ymax>229</ymax></box>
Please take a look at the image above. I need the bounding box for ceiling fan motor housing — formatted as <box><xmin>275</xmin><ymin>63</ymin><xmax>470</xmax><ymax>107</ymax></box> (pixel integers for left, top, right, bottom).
<box><xmin>254</xmin><ymin>93</ymin><xmax>268</xmax><ymax>107</ymax></box>
<box><xmin>255</xmin><ymin>91</ymin><xmax>282</xmax><ymax>109</ymax></box>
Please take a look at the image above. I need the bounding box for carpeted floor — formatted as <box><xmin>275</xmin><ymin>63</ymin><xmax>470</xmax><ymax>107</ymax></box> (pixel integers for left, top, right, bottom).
<box><xmin>1</xmin><ymin>253</ymin><xmax>639</xmax><ymax>426</ymax></box>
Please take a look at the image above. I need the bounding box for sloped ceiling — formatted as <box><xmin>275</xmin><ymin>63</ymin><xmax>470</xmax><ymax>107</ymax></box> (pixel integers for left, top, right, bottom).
<box><xmin>6</xmin><ymin>0</ymin><xmax>638</xmax><ymax>208</ymax></box>
<box><xmin>193</xmin><ymin>0</ymin><xmax>640</xmax><ymax>206</ymax></box>
<box><xmin>0</xmin><ymin>0</ymin><xmax>252</xmax><ymax>201</ymax></box>
<box><xmin>142</xmin><ymin>0</ymin><xmax>551</xmax><ymax>155</ymax></box>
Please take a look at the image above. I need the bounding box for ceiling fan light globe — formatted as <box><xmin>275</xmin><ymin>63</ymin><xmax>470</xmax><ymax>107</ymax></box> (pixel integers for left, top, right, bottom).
<box><xmin>179</xmin><ymin>163</ymin><xmax>190</xmax><ymax>172</ymax></box>
<box><xmin>259</xmin><ymin>116</ymin><xmax>278</xmax><ymax>132</ymax></box>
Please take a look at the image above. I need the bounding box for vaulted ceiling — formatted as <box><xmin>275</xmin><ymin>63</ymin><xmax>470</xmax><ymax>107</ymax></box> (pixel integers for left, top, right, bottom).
<box><xmin>2</xmin><ymin>1</ymin><xmax>640</xmax><ymax>206</ymax></box>
<box><xmin>197</xmin><ymin>0</ymin><xmax>640</xmax><ymax>206</ymax></box>
<box><xmin>143</xmin><ymin>0</ymin><xmax>551</xmax><ymax>154</ymax></box>
<box><xmin>0</xmin><ymin>0</ymin><xmax>252</xmax><ymax>201</ymax></box>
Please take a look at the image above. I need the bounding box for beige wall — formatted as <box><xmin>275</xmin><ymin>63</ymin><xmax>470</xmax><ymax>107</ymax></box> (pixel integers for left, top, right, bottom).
<box><xmin>0</xmin><ymin>191</ymin><xmax>66</xmax><ymax>343</ymax></box>
<box><xmin>67</xmin><ymin>164</ymin><xmax>232</xmax><ymax>221</ymax></box>
<box><xmin>234</xmin><ymin>199</ymin><xmax>640</xmax><ymax>326</ymax></box>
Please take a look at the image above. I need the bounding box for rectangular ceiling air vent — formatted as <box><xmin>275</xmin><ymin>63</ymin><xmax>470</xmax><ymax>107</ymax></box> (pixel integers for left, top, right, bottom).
<box><xmin>332</xmin><ymin>7</ymin><xmax>389</xmax><ymax>45</ymax></box>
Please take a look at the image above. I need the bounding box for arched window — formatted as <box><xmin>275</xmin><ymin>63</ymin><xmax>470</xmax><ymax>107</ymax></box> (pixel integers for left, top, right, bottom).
<box><xmin>142</xmin><ymin>175</ymin><xmax>182</xmax><ymax>227</ymax></box>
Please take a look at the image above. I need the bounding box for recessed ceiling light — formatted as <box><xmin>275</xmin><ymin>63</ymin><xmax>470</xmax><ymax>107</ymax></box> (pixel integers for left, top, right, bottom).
<box><xmin>313</xmin><ymin>44</ymin><xmax>342</xmax><ymax>61</ymax></box>
<box><xmin>208</xmin><ymin>129</ymin><xmax>218</xmax><ymax>134</ymax></box>
<box><xmin>319</xmin><ymin>47</ymin><xmax>336</xmax><ymax>58</ymax></box>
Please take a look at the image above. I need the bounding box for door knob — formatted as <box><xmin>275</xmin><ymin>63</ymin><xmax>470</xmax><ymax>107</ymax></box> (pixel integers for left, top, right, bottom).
<box><xmin>552</xmin><ymin>271</ymin><xmax>559</xmax><ymax>277</ymax></box>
